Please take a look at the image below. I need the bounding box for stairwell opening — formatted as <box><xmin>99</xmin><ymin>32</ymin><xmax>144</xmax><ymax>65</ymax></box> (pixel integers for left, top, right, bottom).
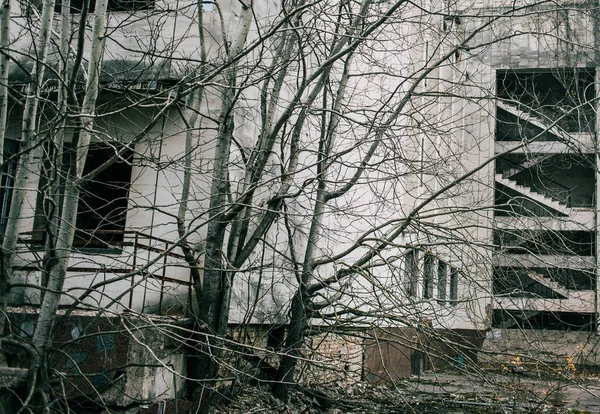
<box><xmin>492</xmin><ymin>68</ymin><xmax>597</xmax><ymax>333</ymax></box>
<box><xmin>492</xmin><ymin>310</ymin><xmax>595</xmax><ymax>331</ymax></box>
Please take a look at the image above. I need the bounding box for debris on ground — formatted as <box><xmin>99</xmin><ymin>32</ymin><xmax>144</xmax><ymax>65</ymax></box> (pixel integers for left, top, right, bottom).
<box><xmin>216</xmin><ymin>372</ymin><xmax>582</xmax><ymax>413</ymax></box>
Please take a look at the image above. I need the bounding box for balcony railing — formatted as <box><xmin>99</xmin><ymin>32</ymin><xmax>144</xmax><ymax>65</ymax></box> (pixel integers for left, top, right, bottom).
<box><xmin>16</xmin><ymin>230</ymin><xmax>193</xmax><ymax>315</ymax></box>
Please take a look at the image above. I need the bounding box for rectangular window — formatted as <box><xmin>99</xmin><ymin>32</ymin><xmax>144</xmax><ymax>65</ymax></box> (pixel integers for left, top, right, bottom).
<box><xmin>33</xmin><ymin>144</ymin><xmax>133</xmax><ymax>249</ymax></box>
<box><xmin>54</xmin><ymin>0</ymin><xmax>154</xmax><ymax>14</ymax></box>
<box><xmin>423</xmin><ymin>254</ymin><xmax>434</xmax><ymax>299</ymax></box>
<box><xmin>450</xmin><ymin>268</ymin><xmax>459</xmax><ymax>305</ymax></box>
<box><xmin>404</xmin><ymin>250</ymin><xmax>419</xmax><ymax>297</ymax></box>
<box><xmin>75</xmin><ymin>146</ymin><xmax>133</xmax><ymax>248</ymax></box>
<box><xmin>437</xmin><ymin>261</ymin><xmax>447</xmax><ymax>303</ymax></box>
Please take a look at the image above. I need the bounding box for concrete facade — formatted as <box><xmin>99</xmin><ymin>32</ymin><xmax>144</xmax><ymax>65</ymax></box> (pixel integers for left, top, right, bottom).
<box><xmin>2</xmin><ymin>0</ymin><xmax>600</xmax><ymax>406</ymax></box>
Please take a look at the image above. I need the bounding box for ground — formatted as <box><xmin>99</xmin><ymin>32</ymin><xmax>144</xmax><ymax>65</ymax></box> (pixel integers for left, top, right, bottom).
<box><xmin>218</xmin><ymin>370</ymin><xmax>600</xmax><ymax>413</ymax></box>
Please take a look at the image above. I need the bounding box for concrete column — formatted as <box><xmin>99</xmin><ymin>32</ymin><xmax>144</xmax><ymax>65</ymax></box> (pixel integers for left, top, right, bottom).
<box><xmin>595</xmin><ymin>68</ymin><xmax>600</xmax><ymax>333</ymax></box>
<box><xmin>593</xmin><ymin>0</ymin><xmax>600</xmax><ymax>334</ymax></box>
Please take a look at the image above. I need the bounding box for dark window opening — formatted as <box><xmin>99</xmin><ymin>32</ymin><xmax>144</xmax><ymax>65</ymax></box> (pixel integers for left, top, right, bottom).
<box><xmin>75</xmin><ymin>146</ymin><xmax>133</xmax><ymax>248</ymax></box>
<box><xmin>493</xmin><ymin>267</ymin><xmax>566</xmax><ymax>298</ymax></box>
<box><xmin>494</xmin><ymin>184</ymin><xmax>571</xmax><ymax>218</ymax></box>
<box><xmin>404</xmin><ymin>250</ymin><xmax>419</xmax><ymax>297</ymax></box>
<box><xmin>493</xmin><ymin>309</ymin><xmax>594</xmax><ymax>331</ymax></box>
<box><xmin>496</xmin><ymin>69</ymin><xmax>595</xmax><ymax>133</ymax></box>
<box><xmin>549</xmin><ymin>268</ymin><xmax>595</xmax><ymax>290</ymax></box>
<box><xmin>495</xmin><ymin>108</ymin><xmax>548</xmax><ymax>142</ymax></box>
<box><xmin>33</xmin><ymin>145</ymin><xmax>133</xmax><ymax>249</ymax></box>
<box><xmin>437</xmin><ymin>261</ymin><xmax>447</xmax><ymax>303</ymax></box>
<box><xmin>0</xmin><ymin>140</ymin><xmax>20</xmax><ymax>237</ymax></box>
<box><xmin>493</xmin><ymin>267</ymin><xmax>594</xmax><ymax>295</ymax></box>
<box><xmin>54</xmin><ymin>0</ymin><xmax>155</xmax><ymax>13</ymax></box>
<box><xmin>449</xmin><ymin>268</ymin><xmax>459</xmax><ymax>305</ymax></box>
<box><xmin>493</xmin><ymin>229</ymin><xmax>595</xmax><ymax>256</ymax></box>
<box><xmin>495</xmin><ymin>154</ymin><xmax>594</xmax><ymax>210</ymax></box>
<box><xmin>423</xmin><ymin>254</ymin><xmax>434</xmax><ymax>299</ymax></box>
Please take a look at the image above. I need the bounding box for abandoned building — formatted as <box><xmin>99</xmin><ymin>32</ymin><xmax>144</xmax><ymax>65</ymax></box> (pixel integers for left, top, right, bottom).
<box><xmin>1</xmin><ymin>0</ymin><xmax>600</xmax><ymax>410</ymax></box>
<box><xmin>468</xmin><ymin>4</ymin><xmax>600</xmax><ymax>366</ymax></box>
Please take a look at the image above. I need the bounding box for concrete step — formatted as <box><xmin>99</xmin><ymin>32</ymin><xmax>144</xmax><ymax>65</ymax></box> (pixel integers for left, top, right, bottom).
<box><xmin>502</xmin><ymin>154</ymin><xmax>554</xmax><ymax>179</ymax></box>
<box><xmin>497</xmin><ymin>101</ymin><xmax>571</xmax><ymax>142</ymax></box>
<box><xmin>525</xmin><ymin>271</ymin><xmax>569</xmax><ymax>299</ymax></box>
<box><xmin>495</xmin><ymin>174</ymin><xmax>570</xmax><ymax>216</ymax></box>
<box><xmin>496</xmin><ymin>310</ymin><xmax>540</xmax><ymax>329</ymax></box>
<box><xmin>494</xmin><ymin>290</ymin><xmax>595</xmax><ymax>313</ymax></box>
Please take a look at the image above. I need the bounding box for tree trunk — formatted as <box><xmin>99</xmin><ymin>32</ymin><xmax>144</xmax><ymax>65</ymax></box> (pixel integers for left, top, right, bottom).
<box><xmin>192</xmin><ymin>5</ymin><xmax>253</xmax><ymax>412</ymax></box>
<box><xmin>29</xmin><ymin>0</ymin><xmax>108</xmax><ymax>406</ymax></box>
<box><xmin>178</xmin><ymin>0</ymin><xmax>206</xmax><ymax>304</ymax></box>
<box><xmin>0</xmin><ymin>0</ymin><xmax>10</xmax><ymax>365</ymax></box>
<box><xmin>1</xmin><ymin>0</ymin><xmax>56</xmax><ymax>284</ymax></box>
<box><xmin>41</xmin><ymin>0</ymin><xmax>71</xmax><ymax>297</ymax></box>
<box><xmin>0</xmin><ymin>0</ymin><xmax>10</xmax><ymax>162</ymax></box>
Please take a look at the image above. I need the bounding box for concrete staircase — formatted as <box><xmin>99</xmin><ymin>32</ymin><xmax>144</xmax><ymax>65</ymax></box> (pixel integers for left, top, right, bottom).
<box><xmin>495</xmin><ymin>174</ymin><xmax>570</xmax><ymax>215</ymax></box>
<box><xmin>502</xmin><ymin>154</ymin><xmax>553</xmax><ymax>178</ymax></box>
<box><xmin>496</xmin><ymin>310</ymin><xmax>540</xmax><ymax>329</ymax></box>
<box><xmin>524</xmin><ymin>270</ymin><xmax>568</xmax><ymax>299</ymax></box>
<box><xmin>497</xmin><ymin>101</ymin><xmax>571</xmax><ymax>142</ymax></box>
<box><xmin>495</xmin><ymin>290</ymin><xmax>595</xmax><ymax>314</ymax></box>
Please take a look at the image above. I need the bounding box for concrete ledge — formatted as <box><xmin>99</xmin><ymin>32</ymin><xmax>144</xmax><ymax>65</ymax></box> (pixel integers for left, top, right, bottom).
<box><xmin>481</xmin><ymin>328</ymin><xmax>600</xmax><ymax>367</ymax></box>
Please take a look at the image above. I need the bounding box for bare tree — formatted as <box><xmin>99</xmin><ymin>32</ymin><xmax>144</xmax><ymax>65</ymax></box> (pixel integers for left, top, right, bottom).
<box><xmin>0</xmin><ymin>0</ymin><xmax>598</xmax><ymax>413</ymax></box>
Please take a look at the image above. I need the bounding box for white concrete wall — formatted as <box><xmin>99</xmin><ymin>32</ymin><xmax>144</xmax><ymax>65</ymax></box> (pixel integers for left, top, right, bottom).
<box><xmin>8</xmin><ymin>0</ymin><xmax>592</xmax><ymax>333</ymax></box>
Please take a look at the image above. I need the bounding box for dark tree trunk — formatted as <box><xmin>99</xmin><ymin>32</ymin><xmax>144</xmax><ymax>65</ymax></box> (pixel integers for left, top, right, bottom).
<box><xmin>272</xmin><ymin>291</ymin><xmax>309</xmax><ymax>401</ymax></box>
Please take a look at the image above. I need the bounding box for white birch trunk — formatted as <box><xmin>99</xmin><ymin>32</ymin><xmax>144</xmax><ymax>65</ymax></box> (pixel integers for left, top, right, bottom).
<box><xmin>1</xmin><ymin>0</ymin><xmax>56</xmax><ymax>279</ymax></box>
<box><xmin>32</xmin><ymin>0</ymin><xmax>109</xmax><ymax>349</ymax></box>
<box><xmin>0</xmin><ymin>0</ymin><xmax>10</xmax><ymax>365</ymax></box>
<box><xmin>0</xmin><ymin>0</ymin><xmax>11</xmax><ymax>162</ymax></box>
<box><xmin>42</xmin><ymin>0</ymin><xmax>70</xmax><ymax>260</ymax></box>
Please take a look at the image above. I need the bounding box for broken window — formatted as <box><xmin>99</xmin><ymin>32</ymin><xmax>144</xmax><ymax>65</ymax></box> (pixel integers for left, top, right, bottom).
<box><xmin>423</xmin><ymin>254</ymin><xmax>434</xmax><ymax>299</ymax></box>
<box><xmin>75</xmin><ymin>146</ymin><xmax>133</xmax><ymax>248</ymax></box>
<box><xmin>33</xmin><ymin>145</ymin><xmax>133</xmax><ymax>249</ymax></box>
